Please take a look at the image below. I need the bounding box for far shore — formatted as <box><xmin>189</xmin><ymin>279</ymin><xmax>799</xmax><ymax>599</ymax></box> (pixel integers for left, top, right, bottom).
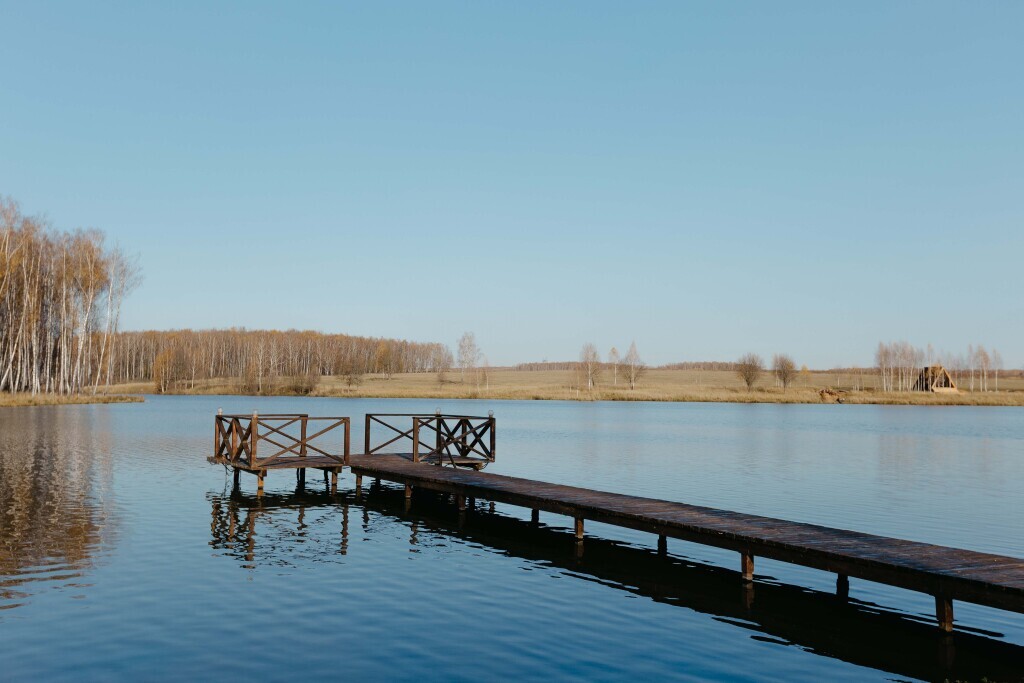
<box><xmin>97</xmin><ymin>368</ymin><xmax>1024</xmax><ymax>408</ymax></box>
<box><xmin>0</xmin><ymin>393</ymin><xmax>144</xmax><ymax>408</ymax></box>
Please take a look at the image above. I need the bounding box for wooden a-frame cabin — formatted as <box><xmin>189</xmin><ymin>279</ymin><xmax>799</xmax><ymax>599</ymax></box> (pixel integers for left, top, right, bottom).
<box><xmin>912</xmin><ymin>365</ymin><xmax>958</xmax><ymax>393</ymax></box>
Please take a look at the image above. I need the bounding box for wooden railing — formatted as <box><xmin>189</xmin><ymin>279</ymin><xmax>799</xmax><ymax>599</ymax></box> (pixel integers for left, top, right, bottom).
<box><xmin>214</xmin><ymin>412</ymin><xmax>350</xmax><ymax>468</ymax></box>
<box><xmin>364</xmin><ymin>413</ymin><xmax>496</xmax><ymax>467</ymax></box>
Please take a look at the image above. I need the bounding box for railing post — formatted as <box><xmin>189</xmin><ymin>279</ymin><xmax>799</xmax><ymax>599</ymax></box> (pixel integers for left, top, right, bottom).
<box><xmin>413</xmin><ymin>418</ymin><xmax>420</xmax><ymax>462</ymax></box>
<box><xmin>344</xmin><ymin>419</ymin><xmax>351</xmax><ymax>466</ymax></box>
<box><xmin>300</xmin><ymin>414</ymin><xmax>308</xmax><ymax>457</ymax></box>
<box><xmin>214</xmin><ymin>417</ymin><xmax>221</xmax><ymax>457</ymax></box>
<box><xmin>250</xmin><ymin>411</ymin><xmax>259</xmax><ymax>464</ymax></box>
<box><xmin>364</xmin><ymin>414</ymin><xmax>371</xmax><ymax>454</ymax></box>
<box><xmin>230</xmin><ymin>419</ymin><xmax>239</xmax><ymax>461</ymax></box>
<box><xmin>489</xmin><ymin>414</ymin><xmax>496</xmax><ymax>461</ymax></box>
<box><xmin>435</xmin><ymin>411</ymin><xmax>442</xmax><ymax>457</ymax></box>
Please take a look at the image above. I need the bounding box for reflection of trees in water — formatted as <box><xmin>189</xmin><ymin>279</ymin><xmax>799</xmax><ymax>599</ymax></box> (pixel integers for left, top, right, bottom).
<box><xmin>0</xmin><ymin>408</ymin><xmax>115</xmax><ymax>611</ymax></box>
<box><xmin>210</xmin><ymin>484</ymin><xmax>1024</xmax><ymax>683</ymax></box>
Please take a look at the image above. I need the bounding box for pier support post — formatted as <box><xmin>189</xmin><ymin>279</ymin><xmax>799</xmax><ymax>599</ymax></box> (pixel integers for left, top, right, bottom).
<box><xmin>742</xmin><ymin>582</ymin><xmax>755</xmax><ymax>611</ymax></box>
<box><xmin>468</xmin><ymin>497</ymin><xmax>476</xmax><ymax>508</ymax></box>
<box><xmin>355</xmin><ymin>474</ymin><xmax>363</xmax><ymax>491</ymax></box>
<box><xmin>257</xmin><ymin>473</ymin><xmax>265</xmax><ymax>496</ymax></box>
<box><xmin>658</xmin><ymin>534</ymin><xmax>667</xmax><ymax>556</ymax></box>
<box><xmin>331</xmin><ymin>469</ymin><xmax>338</xmax><ymax>489</ymax></box>
<box><xmin>531</xmin><ymin>509</ymin><xmax>539</xmax><ymax>525</ymax></box>
<box><xmin>575</xmin><ymin>517</ymin><xmax>584</xmax><ymax>541</ymax></box>
<box><xmin>837</xmin><ymin>574</ymin><xmax>850</xmax><ymax>600</ymax></box>
<box><xmin>741</xmin><ymin>552</ymin><xmax>754</xmax><ymax>582</ymax></box>
<box><xmin>232</xmin><ymin>469</ymin><xmax>240</xmax><ymax>488</ymax></box>
<box><xmin>936</xmin><ymin>596</ymin><xmax>954</xmax><ymax>633</ymax></box>
<box><xmin>939</xmin><ymin>633</ymin><xmax>956</xmax><ymax>668</ymax></box>
<box><xmin>457</xmin><ymin>495</ymin><xmax>466</xmax><ymax>511</ymax></box>
<box><xmin>405</xmin><ymin>484</ymin><xmax>413</xmax><ymax>499</ymax></box>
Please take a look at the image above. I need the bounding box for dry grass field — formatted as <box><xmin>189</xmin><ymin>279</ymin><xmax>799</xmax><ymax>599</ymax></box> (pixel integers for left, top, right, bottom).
<box><xmin>104</xmin><ymin>368</ymin><xmax>1024</xmax><ymax>406</ymax></box>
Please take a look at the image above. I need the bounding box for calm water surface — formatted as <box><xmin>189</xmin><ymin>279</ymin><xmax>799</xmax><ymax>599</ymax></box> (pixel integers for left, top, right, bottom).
<box><xmin>1</xmin><ymin>396</ymin><xmax>1022</xmax><ymax>682</ymax></box>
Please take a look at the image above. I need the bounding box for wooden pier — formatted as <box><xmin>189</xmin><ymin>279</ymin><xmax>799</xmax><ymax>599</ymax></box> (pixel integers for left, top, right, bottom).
<box><xmin>209</xmin><ymin>411</ymin><xmax>1024</xmax><ymax>634</ymax></box>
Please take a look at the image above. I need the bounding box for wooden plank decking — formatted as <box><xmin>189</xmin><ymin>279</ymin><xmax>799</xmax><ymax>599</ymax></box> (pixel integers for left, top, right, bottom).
<box><xmin>346</xmin><ymin>454</ymin><xmax>1024</xmax><ymax>628</ymax></box>
<box><xmin>208</xmin><ymin>454</ymin><xmax>344</xmax><ymax>471</ymax></box>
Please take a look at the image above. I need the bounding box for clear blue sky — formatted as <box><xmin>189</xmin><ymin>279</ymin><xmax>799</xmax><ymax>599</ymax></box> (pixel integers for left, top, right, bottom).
<box><xmin>2</xmin><ymin>2</ymin><xmax>1021</xmax><ymax>368</ymax></box>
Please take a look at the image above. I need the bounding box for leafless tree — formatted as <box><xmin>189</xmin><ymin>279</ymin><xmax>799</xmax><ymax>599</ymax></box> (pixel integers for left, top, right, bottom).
<box><xmin>975</xmin><ymin>345</ymin><xmax>991</xmax><ymax>392</ymax></box>
<box><xmin>341</xmin><ymin>357</ymin><xmax>363</xmax><ymax>388</ymax></box>
<box><xmin>875</xmin><ymin>340</ymin><xmax>925</xmax><ymax>392</ymax></box>
<box><xmin>992</xmin><ymin>349</ymin><xmax>1003</xmax><ymax>391</ymax></box>
<box><xmin>623</xmin><ymin>341</ymin><xmax>645</xmax><ymax>390</ymax></box>
<box><xmin>579</xmin><ymin>343</ymin><xmax>602</xmax><ymax>390</ymax></box>
<box><xmin>736</xmin><ymin>353</ymin><xmax>763</xmax><ymax>392</ymax></box>
<box><xmin>434</xmin><ymin>345</ymin><xmax>453</xmax><ymax>386</ymax></box>
<box><xmin>607</xmin><ymin>346</ymin><xmax>620</xmax><ymax>386</ymax></box>
<box><xmin>772</xmin><ymin>353</ymin><xmax>797</xmax><ymax>391</ymax></box>
<box><xmin>967</xmin><ymin>343</ymin><xmax>975</xmax><ymax>391</ymax></box>
<box><xmin>479</xmin><ymin>355</ymin><xmax>491</xmax><ymax>391</ymax></box>
<box><xmin>457</xmin><ymin>332</ymin><xmax>480</xmax><ymax>382</ymax></box>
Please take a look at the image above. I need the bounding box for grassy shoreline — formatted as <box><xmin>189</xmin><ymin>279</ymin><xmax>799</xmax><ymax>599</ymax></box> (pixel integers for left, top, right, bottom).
<box><xmin>100</xmin><ymin>368</ymin><xmax>1024</xmax><ymax>407</ymax></box>
<box><xmin>0</xmin><ymin>393</ymin><xmax>144</xmax><ymax>408</ymax></box>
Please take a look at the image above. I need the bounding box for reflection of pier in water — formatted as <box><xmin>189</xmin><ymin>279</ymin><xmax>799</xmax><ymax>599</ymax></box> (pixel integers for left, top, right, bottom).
<box><xmin>0</xmin><ymin>409</ymin><xmax>116</xmax><ymax>613</ymax></box>
<box><xmin>208</xmin><ymin>482</ymin><xmax>1024</xmax><ymax>683</ymax></box>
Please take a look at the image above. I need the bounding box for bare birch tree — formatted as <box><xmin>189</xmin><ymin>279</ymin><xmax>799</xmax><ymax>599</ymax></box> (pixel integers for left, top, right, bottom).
<box><xmin>992</xmin><ymin>349</ymin><xmax>1002</xmax><ymax>392</ymax></box>
<box><xmin>772</xmin><ymin>353</ymin><xmax>797</xmax><ymax>391</ymax></box>
<box><xmin>457</xmin><ymin>332</ymin><xmax>480</xmax><ymax>382</ymax></box>
<box><xmin>608</xmin><ymin>346</ymin><xmax>620</xmax><ymax>386</ymax></box>
<box><xmin>579</xmin><ymin>343</ymin><xmax>601</xmax><ymax>390</ymax></box>
<box><xmin>623</xmin><ymin>341</ymin><xmax>645</xmax><ymax>390</ymax></box>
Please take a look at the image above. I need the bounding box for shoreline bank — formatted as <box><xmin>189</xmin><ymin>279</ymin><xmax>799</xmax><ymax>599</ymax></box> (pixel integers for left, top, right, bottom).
<box><xmin>98</xmin><ymin>382</ymin><xmax>1024</xmax><ymax>407</ymax></box>
<box><xmin>0</xmin><ymin>394</ymin><xmax>144</xmax><ymax>408</ymax></box>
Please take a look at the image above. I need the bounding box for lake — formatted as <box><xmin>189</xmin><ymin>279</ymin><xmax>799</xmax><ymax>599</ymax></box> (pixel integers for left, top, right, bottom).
<box><xmin>1</xmin><ymin>396</ymin><xmax>1022</xmax><ymax>681</ymax></box>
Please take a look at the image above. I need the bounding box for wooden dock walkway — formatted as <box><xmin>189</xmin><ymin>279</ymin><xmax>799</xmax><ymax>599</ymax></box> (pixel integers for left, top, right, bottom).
<box><xmin>346</xmin><ymin>454</ymin><xmax>1024</xmax><ymax>632</ymax></box>
<box><xmin>209</xmin><ymin>411</ymin><xmax>1024</xmax><ymax>634</ymax></box>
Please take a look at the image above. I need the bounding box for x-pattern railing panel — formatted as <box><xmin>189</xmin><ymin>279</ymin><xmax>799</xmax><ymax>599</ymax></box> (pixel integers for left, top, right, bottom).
<box><xmin>366</xmin><ymin>415</ymin><xmax>436</xmax><ymax>455</ymax></box>
<box><xmin>364</xmin><ymin>413</ymin><xmax>496</xmax><ymax>467</ymax></box>
<box><xmin>214</xmin><ymin>414</ymin><xmax>350</xmax><ymax>468</ymax></box>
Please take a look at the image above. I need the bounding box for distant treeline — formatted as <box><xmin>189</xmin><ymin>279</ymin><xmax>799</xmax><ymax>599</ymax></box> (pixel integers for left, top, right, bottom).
<box><xmin>0</xmin><ymin>197</ymin><xmax>138</xmax><ymax>394</ymax></box>
<box><xmin>115</xmin><ymin>329</ymin><xmax>452</xmax><ymax>393</ymax></box>
<box><xmin>514</xmin><ymin>362</ymin><xmax>579</xmax><ymax>372</ymax></box>
<box><xmin>520</xmin><ymin>361</ymin><xmax>772</xmax><ymax>372</ymax></box>
<box><xmin>660</xmin><ymin>361</ymin><xmax>749</xmax><ymax>372</ymax></box>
